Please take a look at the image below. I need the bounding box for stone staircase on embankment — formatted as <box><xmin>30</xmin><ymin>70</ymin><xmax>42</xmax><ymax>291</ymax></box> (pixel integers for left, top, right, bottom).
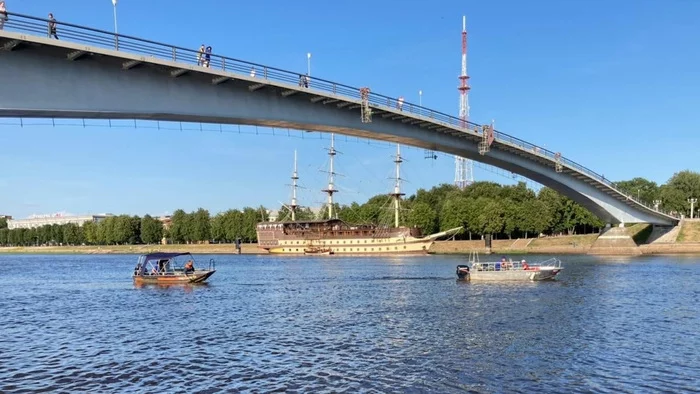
<box><xmin>508</xmin><ymin>238</ymin><xmax>534</xmax><ymax>250</ymax></box>
<box><xmin>588</xmin><ymin>226</ymin><xmax>642</xmax><ymax>255</ymax></box>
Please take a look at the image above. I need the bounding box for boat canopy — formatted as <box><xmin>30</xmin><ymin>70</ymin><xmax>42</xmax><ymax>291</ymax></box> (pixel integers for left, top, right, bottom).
<box><xmin>140</xmin><ymin>252</ymin><xmax>192</xmax><ymax>261</ymax></box>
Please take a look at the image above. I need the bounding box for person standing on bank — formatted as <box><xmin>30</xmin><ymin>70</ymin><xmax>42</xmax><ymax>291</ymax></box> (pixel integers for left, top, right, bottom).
<box><xmin>48</xmin><ymin>13</ymin><xmax>59</xmax><ymax>39</ymax></box>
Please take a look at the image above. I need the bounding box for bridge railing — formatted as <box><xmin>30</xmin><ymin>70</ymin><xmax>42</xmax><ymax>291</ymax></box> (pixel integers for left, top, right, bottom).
<box><xmin>0</xmin><ymin>12</ymin><xmax>677</xmax><ymax>219</ymax></box>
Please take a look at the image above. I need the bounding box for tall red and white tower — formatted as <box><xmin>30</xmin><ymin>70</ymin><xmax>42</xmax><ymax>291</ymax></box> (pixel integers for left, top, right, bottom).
<box><xmin>455</xmin><ymin>15</ymin><xmax>474</xmax><ymax>189</ymax></box>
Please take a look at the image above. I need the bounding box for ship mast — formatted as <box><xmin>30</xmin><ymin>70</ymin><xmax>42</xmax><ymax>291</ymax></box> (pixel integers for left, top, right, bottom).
<box><xmin>390</xmin><ymin>143</ymin><xmax>405</xmax><ymax>227</ymax></box>
<box><xmin>322</xmin><ymin>133</ymin><xmax>338</xmax><ymax>219</ymax></box>
<box><xmin>290</xmin><ymin>150</ymin><xmax>299</xmax><ymax>221</ymax></box>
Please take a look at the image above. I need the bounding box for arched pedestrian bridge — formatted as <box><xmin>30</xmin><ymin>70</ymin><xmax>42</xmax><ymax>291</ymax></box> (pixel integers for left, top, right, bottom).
<box><xmin>0</xmin><ymin>13</ymin><xmax>679</xmax><ymax>226</ymax></box>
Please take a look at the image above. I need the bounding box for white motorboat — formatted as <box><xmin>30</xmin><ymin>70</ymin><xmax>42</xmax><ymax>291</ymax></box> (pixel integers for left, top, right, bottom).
<box><xmin>457</xmin><ymin>252</ymin><xmax>563</xmax><ymax>281</ymax></box>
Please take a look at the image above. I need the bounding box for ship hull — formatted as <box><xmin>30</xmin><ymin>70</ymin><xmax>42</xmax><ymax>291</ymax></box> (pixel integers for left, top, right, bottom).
<box><xmin>261</xmin><ymin>236</ymin><xmax>435</xmax><ymax>255</ymax></box>
<box><xmin>256</xmin><ymin>219</ymin><xmax>461</xmax><ymax>256</ymax></box>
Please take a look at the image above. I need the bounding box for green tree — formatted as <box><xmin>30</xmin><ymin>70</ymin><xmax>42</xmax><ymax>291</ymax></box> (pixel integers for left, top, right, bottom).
<box><xmin>140</xmin><ymin>215</ymin><xmax>164</xmax><ymax>244</ymax></box>
<box><xmin>0</xmin><ymin>228</ymin><xmax>8</xmax><ymax>245</ymax></box>
<box><xmin>83</xmin><ymin>221</ymin><xmax>101</xmax><ymax>245</ymax></box>
<box><xmin>240</xmin><ymin>207</ymin><xmax>265</xmax><ymax>242</ymax></box>
<box><xmin>406</xmin><ymin>201</ymin><xmax>438</xmax><ymax>234</ymax></box>
<box><xmin>62</xmin><ymin>224</ymin><xmax>82</xmax><ymax>245</ymax></box>
<box><xmin>502</xmin><ymin>199</ymin><xmax>521</xmax><ymax>239</ymax></box>
<box><xmin>191</xmin><ymin>208</ymin><xmax>211</xmax><ymax>242</ymax></box>
<box><xmin>538</xmin><ymin>187</ymin><xmax>565</xmax><ymax>234</ymax></box>
<box><xmin>520</xmin><ymin>199</ymin><xmax>550</xmax><ymax>238</ymax></box>
<box><xmin>358</xmin><ymin>194</ymin><xmax>394</xmax><ymax>225</ymax></box>
<box><xmin>614</xmin><ymin>177</ymin><xmax>660</xmax><ymax>204</ymax></box>
<box><xmin>439</xmin><ymin>194</ymin><xmax>473</xmax><ymax>237</ymax></box>
<box><xmin>223</xmin><ymin>209</ymin><xmax>245</xmax><ymax>242</ymax></box>
<box><xmin>464</xmin><ymin>181</ymin><xmax>502</xmax><ymax>200</ymax></box>
<box><xmin>477</xmin><ymin>200</ymin><xmax>506</xmax><ymax>237</ymax></box>
<box><xmin>662</xmin><ymin>170</ymin><xmax>700</xmax><ymax>216</ymax></box>
<box><xmin>170</xmin><ymin>209</ymin><xmax>189</xmax><ymax>244</ymax></box>
<box><xmin>277</xmin><ymin>205</ymin><xmax>317</xmax><ymax>222</ymax></box>
<box><xmin>50</xmin><ymin>224</ymin><xmax>64</xmax><ymax>245</ymax></box>
<box><xmin>500</xmin><ymin>182</ymin><xmax>536</xmax><ymax>203</ymax></box>
<box><xmin>410</xmin><ymin>184</ymin><xmax>461</xmax><ymax>222</ymax></box>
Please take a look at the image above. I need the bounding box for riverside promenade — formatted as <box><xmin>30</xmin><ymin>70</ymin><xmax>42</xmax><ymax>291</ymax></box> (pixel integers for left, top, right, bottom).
<box><xmin>1</xmin><ymin>225</ymin><xmax>699</xmax><ymax>256</ymax></box>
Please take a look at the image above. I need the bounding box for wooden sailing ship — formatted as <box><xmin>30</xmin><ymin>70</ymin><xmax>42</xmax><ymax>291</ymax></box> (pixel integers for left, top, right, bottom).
<box><xmin>256</xmin><ymin>135</ymin><xmax>461</xmax><ymax>255</ymax></box>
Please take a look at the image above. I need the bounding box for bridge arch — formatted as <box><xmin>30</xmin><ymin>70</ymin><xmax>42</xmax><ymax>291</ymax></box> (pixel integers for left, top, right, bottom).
<box><xmin>0</xmin><ymin>13</ymin><xmax>679</xmax><ymax>226</ymax></box>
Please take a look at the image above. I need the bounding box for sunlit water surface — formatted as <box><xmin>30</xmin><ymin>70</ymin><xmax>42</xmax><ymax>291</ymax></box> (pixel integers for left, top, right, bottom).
<box><xmin>0</xmin><ymin>254</ymin><xmax>698</xmax><ymax>393</ymax></box>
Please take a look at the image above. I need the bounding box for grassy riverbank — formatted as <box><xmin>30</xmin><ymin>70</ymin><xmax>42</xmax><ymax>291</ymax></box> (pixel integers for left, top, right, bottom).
<box><xmin>678</xmin><ymin>220</ymin><xmax>700</xmax><ymax>243</ymax></box>
<box><xmin>2</xmin><ymin>233</ymin><xmax>699</xmax><ymax>255</ymax></box>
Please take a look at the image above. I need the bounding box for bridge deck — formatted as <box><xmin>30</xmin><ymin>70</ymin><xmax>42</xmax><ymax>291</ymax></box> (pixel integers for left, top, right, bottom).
<box><xmin>0</xmin><ymin>12</ymin><xmax>679</xmax><ymax>224</ymax></box>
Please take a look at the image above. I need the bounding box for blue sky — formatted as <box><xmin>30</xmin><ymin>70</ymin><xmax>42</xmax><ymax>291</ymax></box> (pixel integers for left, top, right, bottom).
<box><xmin>1</xmin><ymin>0</ymin><xmax>699</xmax><ymax>218</ymax></box>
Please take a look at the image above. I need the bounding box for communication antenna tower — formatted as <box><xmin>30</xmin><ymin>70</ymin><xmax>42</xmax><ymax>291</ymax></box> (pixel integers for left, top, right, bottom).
<box><xmin>455</xmin><ymin>15</ymin><xmax>474</xmax><ymax>189</ymax></box>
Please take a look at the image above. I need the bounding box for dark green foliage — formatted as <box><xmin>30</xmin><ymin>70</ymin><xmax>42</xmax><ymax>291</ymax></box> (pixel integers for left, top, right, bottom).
<box><xmin>140</xmin><ymin>215</ymin><xmax>164</xmax><ymax>244</ymax></box>
<box><xmin>1</xmin><ymin>172</ymin><xmax>696</xmax><ymax>246</ymax></box>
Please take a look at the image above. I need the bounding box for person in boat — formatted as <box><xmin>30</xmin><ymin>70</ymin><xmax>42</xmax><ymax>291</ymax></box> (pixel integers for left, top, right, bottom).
<box><xmin>157</xmin><ymin>259</ymin><xmax>169</xmax><ymax>274</ymax></box>
<box><xmin>521</xmin><ymin>259</ymin><xmax>529</xmax><ymax>270</ymax></box>
<box><xmin>496</xmin><ymin>256</ymin><xmax>506</xmax><ymax>271</ymax></box>
<box><xmin>502</xmin><ymin>257</ymin><xmax>513</xmax><ymax>270</ymax></box>
<box><xmin>184</xmin><ymin>260</ymin><xmax>195</xmax><ymax>273</ymax></box>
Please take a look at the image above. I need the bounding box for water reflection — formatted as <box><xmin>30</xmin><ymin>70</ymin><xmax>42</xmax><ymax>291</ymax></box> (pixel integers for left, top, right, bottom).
<box><xmin>132</xmin><ymin>282</ymin><xmax>210</xmax><ymax>291</ymax></box>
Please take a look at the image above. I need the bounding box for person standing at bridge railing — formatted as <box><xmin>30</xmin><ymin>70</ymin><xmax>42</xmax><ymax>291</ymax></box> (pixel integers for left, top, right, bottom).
<box><xmin>197</xmin><ymin>44</ymin><xmax>205</xmax><ymax>66</ymax></box>
<box><xmin>48</xmin><ymin>13</ymin><xmax>59</xmax><ymax>39</ymax></box>
<box><xmin>204</xmin><ymin>45</ymin><xmax>212</xmax><ymax>67</ymax></box>
<box><xmin>0</xmin><ymin>1</ymin><xmax>7</xmax><ymax>30</ymax></box>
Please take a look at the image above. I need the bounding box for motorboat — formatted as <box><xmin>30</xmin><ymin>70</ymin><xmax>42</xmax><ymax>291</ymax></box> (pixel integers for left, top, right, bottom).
<box><xmin>303</xmin><ymin>246</ymin><xmax>334</xmax><ymax>256</ymax></box>
<box><xmin>133</xmin><ymin>252</ymin><xmax>216</xmax><ymax>284</ymax></box>
<box><xmin>457</xmin><ymin>252</ymin><xmax>563</xmax><ymax>281</ymax></box>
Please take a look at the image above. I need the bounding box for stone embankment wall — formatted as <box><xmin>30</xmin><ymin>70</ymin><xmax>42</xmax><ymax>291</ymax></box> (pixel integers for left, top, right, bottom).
<box><xmin>3</xmin><ymin>226</ymin><xmax>700</xmax><ymax>255</ymax></box>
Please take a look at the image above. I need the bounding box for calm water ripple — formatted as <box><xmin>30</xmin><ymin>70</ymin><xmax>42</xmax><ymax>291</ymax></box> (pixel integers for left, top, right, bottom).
<box><xmin>0</xmin><ymin>254</ymin><xmax>699</xmax><ymax>393</ymax></box>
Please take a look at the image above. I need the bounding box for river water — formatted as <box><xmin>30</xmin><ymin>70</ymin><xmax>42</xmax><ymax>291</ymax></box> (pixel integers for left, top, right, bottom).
<box><xmin>0</xmin><ymin>254</ymin><xmax>698</xmax><ymax>393</ymax></box>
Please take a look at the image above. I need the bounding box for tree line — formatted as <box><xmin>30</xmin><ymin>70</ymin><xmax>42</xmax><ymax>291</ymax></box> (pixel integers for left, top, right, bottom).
<box><xmin>0</xmin><ymin>170</ymin><xmax>697</xmax><ymax>247</ymax></box>
<box><xmin>612</xmin><ymin>170</ymin><xmax>700</xmax><ymax>217</ymax></box>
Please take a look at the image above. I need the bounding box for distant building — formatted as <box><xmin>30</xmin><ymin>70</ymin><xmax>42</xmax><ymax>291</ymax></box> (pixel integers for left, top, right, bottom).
<box><xmin>158</xmin><ymin>215</ymin><xmax>172</xmax><ymax>229</ymax></box>
<box><xmin>0</xmin><ymin>214</ymin><xmax>12</xmax><ymax>220</ymax></box>
<box><xmin>7</xmin><ymin>213</ymin><xmax>112</xmax><ymax>230</ymax></box>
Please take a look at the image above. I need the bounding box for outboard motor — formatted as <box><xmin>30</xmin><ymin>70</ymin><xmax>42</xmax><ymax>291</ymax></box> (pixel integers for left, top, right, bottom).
<box><xmin>456</xmin><ymin>264</ymin><xmax>470</xmax><ymax>280</ymax></box>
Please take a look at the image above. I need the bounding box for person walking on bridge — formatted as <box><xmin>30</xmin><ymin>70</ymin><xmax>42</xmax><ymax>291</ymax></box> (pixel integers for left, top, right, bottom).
<box><xmin>0</xmin><ymin>1</ymin><xmax>8</xmax><ymax>31</ymax></box>
<box><xmin>47</xmin><ymin>13</ymin><xmax>58</xmax><ymax>39</ymax></box>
